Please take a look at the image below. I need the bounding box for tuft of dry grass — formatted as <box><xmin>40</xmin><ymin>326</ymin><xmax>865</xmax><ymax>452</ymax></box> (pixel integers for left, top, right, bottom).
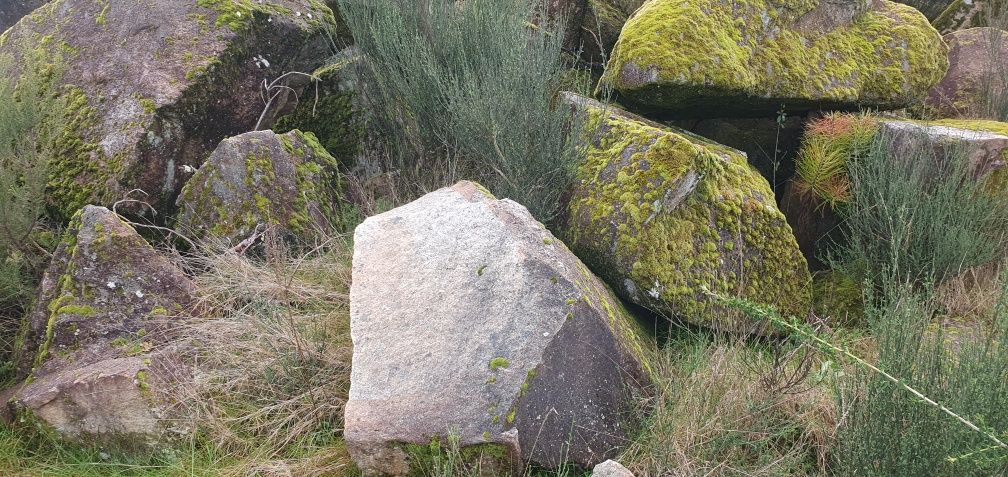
<box><xmin>162</xmin><ymin>232</ymin><xmax>355</xmax><ymax>476</ymax></box>
<box><xmin>619</xmin><ymin>336</ymin><xmax>836</xmax><ymax>477</ymax></box>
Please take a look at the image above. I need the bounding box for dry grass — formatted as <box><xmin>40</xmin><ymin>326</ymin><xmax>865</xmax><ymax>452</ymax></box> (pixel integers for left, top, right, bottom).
<box><xmin>162</xmin><ymin>232</ymin><xmax>355</xmax><ymax>476</ymax></box>
<box><xmin>619</xmin><ymin>337</ymin><xmax>836</xmax><ymax>477</ymax></box>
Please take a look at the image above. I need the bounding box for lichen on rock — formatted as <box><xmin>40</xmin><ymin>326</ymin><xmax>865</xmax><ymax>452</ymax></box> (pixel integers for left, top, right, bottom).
<box><xmin>561</xmin><ymin>93</ymin><xmax>812</xmax><ymax>332</ymax></box>
<box><xmin>175</xmin><ymin>129</ymin><xmax>348</xmax><ymax>245</ymax></box>
<box><xmin>4</xmin><ymin>205</ymin><xmax>197</xmax><ymax>447</ymax></box>
<box><xmin>0</xmin><ymin>0</ymin><xmax>339</xmax><ymax>219</ymax></box>
<box><xmin>599</xmin><ymin>0</ymin><xmax>950</xmax><ymax>118</ymax></box>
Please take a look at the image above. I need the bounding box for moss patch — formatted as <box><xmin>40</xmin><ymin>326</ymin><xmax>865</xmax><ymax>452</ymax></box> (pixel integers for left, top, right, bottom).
<box><xmin>601</xmin><ymin>0</ymin><xmax>949</xmax><ymax>116</ymax></box>
<box><xmin>566</xmin><ymin>103</ymin><xmax>812</xmax><ymax>331</ymax></box>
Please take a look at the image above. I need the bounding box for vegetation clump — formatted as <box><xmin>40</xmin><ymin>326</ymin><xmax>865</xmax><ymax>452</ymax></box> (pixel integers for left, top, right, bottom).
<box><xmin>336</xmin><ymin>0</ymin><xmax>584</xmax><ymax>222</ymax></box>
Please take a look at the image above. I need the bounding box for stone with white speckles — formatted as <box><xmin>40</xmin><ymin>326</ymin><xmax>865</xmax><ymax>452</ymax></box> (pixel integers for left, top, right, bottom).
<box><xmin>346</xmin><ymin>181</ymin><xmax>656</xmax><ymax>473</ymax></box>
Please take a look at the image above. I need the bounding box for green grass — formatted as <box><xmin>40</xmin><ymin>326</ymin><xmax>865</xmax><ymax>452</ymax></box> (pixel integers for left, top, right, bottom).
<box><xmin>0</xmin><ymin>427</ymin><xmax>228</xmax><ymax>476</ymax></box>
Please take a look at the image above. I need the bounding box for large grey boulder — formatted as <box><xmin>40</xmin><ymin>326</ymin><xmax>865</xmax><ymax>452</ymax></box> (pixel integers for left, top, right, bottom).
<box><xmin>346</xmin><ymin>181</ymin><xmax>655</xmax><ymax>474</ymax></box>
<box><xmin>175</xmin><ymin>129</ymin><xmax>348</xmax><ymax>246</ymax></box>
<box><xmin>925</xmin><ymin>28</ymin><xmax>1008</xmax><ymax>119</ymax></box>
<box><xmin>0</xmin><ymin>0</ymin><xmax>45</xmax><ymax>32</ymax></box>
<box><xmin>5</xmin><ymin>205</ymin><xmax>196</xmax><ymax>446</ymax></box>
<box><xmin>599</xmin><ymin>0</ymin><xmax>949</xmax><ymax>118</ymax></box>
<box><xmin>0</xmin><ymin>0</ymin><xmax>339</xmax><ymax>218</ymax></box>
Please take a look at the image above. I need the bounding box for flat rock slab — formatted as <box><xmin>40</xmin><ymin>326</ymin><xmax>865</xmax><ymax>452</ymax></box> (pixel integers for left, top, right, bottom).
<box><xmin>600</xmin><ymin>0</ymin><xmax>948</xmax><ymax>118</ymax></box>
<box><xmin>881</xmin><ymin>120</ymin><xmax>1008</xmax><ymax>179</ymax></box>
<box><xmin>346</xmin><ymin>181</ymin><xmax>655</xmax><ymax>474</ymax></box>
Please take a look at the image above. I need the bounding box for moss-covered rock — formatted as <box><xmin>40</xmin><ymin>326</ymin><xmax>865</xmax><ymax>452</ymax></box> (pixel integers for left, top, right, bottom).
<box><xmin>934</xmin><ymin>0</ymin><xmax>1005</xmax><ymax>34</ymax></box>
<box><xmin>272</xmin><ymin>49</ymin><xmax>362</xmax><ymax>167</ymax></box>
<box><xmin>925</xmin><ymin>27</ymin><xmax>1008</xmax><ymax>119</ymax></box>
<box><xmin>0</xmin><ymin>0</ymin><xmax>340</xmax><ymax>220</ymax></box>
<box><xmin>599</xmin><ymin>0</ymin><xmax>949</xmax><ymax>118</ymax></box>
<box><xmin>3</xmin><ymin>205</ymin><xmax>197</xmax><ymax>447</ymax></box>
<box><xmin>175</xmin><ymin>129</ymin><xmax>348</xmax><ymax>245</ymax></box>
<box><xmin>561</xmin><ymin>93</ymin><xmax>812</xmax><ymax>332</ymax></box>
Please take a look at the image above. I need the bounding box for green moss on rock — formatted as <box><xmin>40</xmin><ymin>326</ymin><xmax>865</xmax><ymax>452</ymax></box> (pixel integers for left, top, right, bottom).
<box><xmin>564</xmin><ymin>97</ymin><xmax>812</xmax><ymax>332</ymax></box>
<box><xmin>175</xmin><ymin>129</ymin><xmax>348</xmax><ymax>245</ymax></box>
<box><xmin>600</xmin><ymin>0</ymin><xmax>949</xmax><ymax>117</ymax></box>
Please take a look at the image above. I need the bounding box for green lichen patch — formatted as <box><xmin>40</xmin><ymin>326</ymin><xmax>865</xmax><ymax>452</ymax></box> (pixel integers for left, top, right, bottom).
<box><xmin>601</xmin><ymin>0</ymin><xmax>949</xmax><ymax>117</ymax></box>
<box><xmin>175</xmin><ymin>129</ymin><xmax>348</xmax><ymax>245</ymax></box>
<box><xmin>565</xmin><ymin>102</ymin><xmax>812</xmax><ymax>332</ymax></box>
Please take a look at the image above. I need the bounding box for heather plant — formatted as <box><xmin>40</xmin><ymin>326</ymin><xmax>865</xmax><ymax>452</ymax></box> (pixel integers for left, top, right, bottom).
<box><xmin>336</xmin><ymin>0</ymin><xmax>584</xmax><ymax>222</ymax></box>
<box><xmin>831</xmin><ymin>130</ymin><xmax>1008</xmax><ymax>287</ymax></box>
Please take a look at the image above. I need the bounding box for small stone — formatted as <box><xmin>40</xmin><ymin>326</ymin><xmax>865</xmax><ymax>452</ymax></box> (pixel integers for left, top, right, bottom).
<box><xmin>592</xmin><ymin>459</ymin><xmax>635</xmax><ymax>477</ymax></box>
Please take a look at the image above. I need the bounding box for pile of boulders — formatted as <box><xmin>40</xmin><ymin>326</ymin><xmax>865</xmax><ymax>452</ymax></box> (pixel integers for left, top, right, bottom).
<box><xmin>2</xmin><ymin>0</ymin><xmax>1006</xmax><ymax>475</ymax></box>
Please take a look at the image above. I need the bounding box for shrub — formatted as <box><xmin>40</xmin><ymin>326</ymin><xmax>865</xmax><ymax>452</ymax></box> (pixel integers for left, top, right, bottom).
<box><xmin>978</xmin><ymin>17</ymin><xmax>1008</xmax><ymax>121</ymax></box>
<box><xmin>831</xmin><ymin>129</ymin><xmax>1008</xmax><ymax>286</ymax></box>
<box><xmin>336</xmin><ymin>0</ymin><xmax>583</xmax><ymax>222</ymax></box>
<box><xmin>0</xmin><ymin>55</ymin><xmax>62</xmax><ymax>304</ymax></box>
<box><xmin>833</xmin><ymin>281</ymin><xmax>1008</xmax><ymax>476</ymax></box>
<box><xmin>794</xmin><ymin>113</ymin><xmax>879</xmax><ymax>209</ymax></box>
<box><xmin>0</xmin><ymin>54</ymin><xmax>66</xmax><ymax>379</ymax></box>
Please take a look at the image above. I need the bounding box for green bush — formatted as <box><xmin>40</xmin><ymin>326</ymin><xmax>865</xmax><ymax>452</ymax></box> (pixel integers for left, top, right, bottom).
<box><xmin>832</xmin><ymin>130</ymin><xmax>1008</xmax><ymax>286</ymax></box>
<box><xmin>336</xmin><ymin>0</ymin><xmax>583</xmax><ymax>222</ymax></box>
<box><xmin>833</xmin><ymin>281</ymin><xmax>1008</xmax><ymax>476</ymax></box>
<box><xmin>0</xmin><ymin>54</ymin><xmax>66</xmax><ymax>372</ymax></box>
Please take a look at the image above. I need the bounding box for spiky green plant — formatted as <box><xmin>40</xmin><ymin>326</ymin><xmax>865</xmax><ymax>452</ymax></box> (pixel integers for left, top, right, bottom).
<box><xmin>794</xmin><ymin>113</ymin><xmax>879</xmax><ymax>209</ymax></box>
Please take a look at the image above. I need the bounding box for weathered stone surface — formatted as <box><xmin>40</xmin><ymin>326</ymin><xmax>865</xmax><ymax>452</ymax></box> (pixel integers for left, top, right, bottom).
<box><xmin>0</xmin><ymin>0</ymin><xmax>45</xmax><ymax>32</ymax></box>
<box><xmin>5</xmin><ymin>205</ymin><xmax>196</xmax><ymax>446</ymax></box>
<box><xmin>882</xmin><ymin>119</ymin><xmax>1008</xmax><ymax>179</ymax></box>
<box><xmin>0</xmin><ymin>0</ymin><xmax>339</xmax><ymax>218</ymax></box>
<box><xmin>175</xmin><ymin>129</ymin><xmax>347</xmax><ymax>245</ymax></box>
<box><xmin>934</xmin><ymin>0</ymin><xmax>1003</xmax><ymax>34</ymax></box>
<box><xmin>599</xmin><ymin>0</ymin><xmax>949</xmax><ymax>118</ymax></box>
<box><xmin>592</xmin><ymin>459</ymin><xmax>635</xmax><ymax>477</ymax></box>
<box><xmin>926</xmin><ymin>28</ymin><xmax>1008</xmax><ymax>119</ymax></box>
<box><xmin>346</xmin><ymin>181</ymin><xmax>655</xmax><ymax>473</ymax></box>
<box><xmin>10</xmin><ymin>357</ymin><xmax>162</xmax><ymax>446</ymax></box>
<box><xmin>561</xmin><ymin>92</ymin><xmax>812</xmax><ymax>333</ymax></box>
